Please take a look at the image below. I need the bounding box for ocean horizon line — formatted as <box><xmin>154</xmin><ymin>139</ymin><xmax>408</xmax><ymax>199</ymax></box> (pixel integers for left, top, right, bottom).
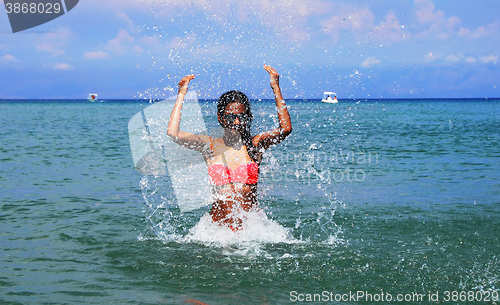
<box><xmin>0</xmin><ymin>97</ymin><xmax>499</xmax><ymax>102</ymax></box>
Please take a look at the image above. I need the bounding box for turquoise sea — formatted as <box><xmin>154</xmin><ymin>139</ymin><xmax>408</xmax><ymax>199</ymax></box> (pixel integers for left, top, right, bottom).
<box><xmin>1</xmin><ymin>98</ymin><xmax>499</xmax><ymax>304</ymax></box>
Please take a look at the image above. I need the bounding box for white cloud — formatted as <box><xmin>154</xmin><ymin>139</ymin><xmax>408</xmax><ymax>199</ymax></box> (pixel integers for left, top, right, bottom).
<box><xmin>456</xmin><ymin>27</ymin><xmax>470</xmax><ymax>36</ymax></box>
<box><xmin>414</xmin><ymin>0</ymin><xmax>444</xmax><ymax>24</ymax></box>
<box><xmin>414</xmin><ymin>0</ymin><xmax>500</xmax><ymax>42</ymax></box>
<box><xmin>43</xmin><ymin>27</ymin><xmax>72</xmax><ymax>40</ymax></box>
<box><xmin>414</xmin><ymin>0</ymin><xmax>461</xmax><ymax>39</ymax></box>
<box><xmin>54</xmin><ymin>63</ymin><xmax>73</xmax><ymax>70</ymax></box>
<box><xmin>445</xmin><ymin>54</ymin><xmax>461</xmax><ymax>62</ymax></box>
<box><xmin>1</xmin><ymin>54</ymin><xmax>16</xmax><ymax>61</ymax></box>
<box><xmin>84</xmin><ymin>51</ymin><xmax>110</xmax><ymax>60</ymax></box>
<box><xmin>458</xmin><ymin>21</ymin><xmax>500</xmax><ymax>38</ymax></box>
<box><xmin>466</xmin><ymin>57</ymin><xmax>477</xmax><ymax>64</ymax></box>
<box><xmin>321</xmin><ymin>6</ymin><xmax>374</xmax><ymax>40</ymax></box>
<box><xmin>444</xmin><ymin>54</ymin><xmax>497</xmax><ymax>64</ymax></box>
<box><xmin>37</xmin><ymin>43</ymin><xmax>65</xmax><ymax>55</ymax></box>
<box><xmin>36</xmin><ymin>27</ymin><xmax>73</xmax><ymax>56</ymax></box>
<box><xmin>116</xmin><ymin>12</ymin><xmax>132</xmax><ymax>23</ymax></box>
<box><xmin>106</xmin><ymin>29</ymin><xmax>135</xmax><ymax>55</ymax></box>
<box><xmin>361</xmin><ymin>57</ymin><xmax>381</xmax><ymax>67</ymax></box>
<box><xmin>480</xmin><ymin>55</ymin><xmax>498</xmax><ymax>64</ymax></box>
<box><xmin>424</xmin><ymin>52</ymin><xmax>439</xmax><ymax>62</ymax></box>
<box><xmin>374</xmin><ymin>11</ymin><xmax>411</xmax><ymax>41</ymax></box>
<box><xmin>243</xmin><ymin>0</ymin><xmax>327</xmax><ymax>42</ymax></box>
<box><xmin>318</xmin><ymin>0</ymin><xmax>498</xmax><ymax>45</ymax></box>
<box><xmin>133</xmin><ymin>46</ymin><xmax>144</xmax><ymax>54</ymax></box>
<box><xmin>321</xmin><ymin>6</ymin><xmax>410</xmax><ymax>43</ymax></box>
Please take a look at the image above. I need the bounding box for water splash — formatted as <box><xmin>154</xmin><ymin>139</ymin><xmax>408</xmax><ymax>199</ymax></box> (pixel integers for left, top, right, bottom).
<box><xmin>134</xmin><ymin>101</ymin><xmax>347</xmax><ymax>255</ymax></box>
<box><xmin>184</xmin><ymin>210</ymin><xmax>296</xmax><ymax>246</ymax></box>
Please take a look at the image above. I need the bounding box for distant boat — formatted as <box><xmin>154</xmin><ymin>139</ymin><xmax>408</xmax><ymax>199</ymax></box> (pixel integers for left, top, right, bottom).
<box><xmin>87</xmin><ymin>93</ymin><xmax>98</xmax><ymax>102</ymax></box>
<box><xmin>321</xmin><ymin>92</ymin><xmax>338</xmax><ymax>103</ymax></box>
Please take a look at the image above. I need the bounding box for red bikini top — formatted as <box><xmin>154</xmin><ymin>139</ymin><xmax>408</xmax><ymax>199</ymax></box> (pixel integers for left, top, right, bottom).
<box><xmin>208</xmin><ymin>162</ymin><xmax>259</xmax><ymax>185</ymax></box>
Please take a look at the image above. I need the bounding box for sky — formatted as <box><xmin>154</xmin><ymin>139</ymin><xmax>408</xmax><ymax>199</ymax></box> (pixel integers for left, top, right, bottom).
<box><xmin>0</xmin><ymin>0</ymin><xmax>499</xmax><ymax>99</ymax></box>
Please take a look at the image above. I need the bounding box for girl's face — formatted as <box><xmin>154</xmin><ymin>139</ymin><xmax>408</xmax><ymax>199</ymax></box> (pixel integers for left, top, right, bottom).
<box><xmin>220</xmin><ymin>102</ymin><xmax>251</xmax><ymax>131</ymax></box>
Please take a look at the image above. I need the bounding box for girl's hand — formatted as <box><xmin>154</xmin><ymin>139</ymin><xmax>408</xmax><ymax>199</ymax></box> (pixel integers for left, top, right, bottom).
<box><xmin>178</xmin><ymin>74</ymin><xmax>195</xmax><ymax>94</ymax></box>
<box><xmin>263</xmin><ymin>65</ymin><xmax>279</xmax><ymax>90</ymax></box>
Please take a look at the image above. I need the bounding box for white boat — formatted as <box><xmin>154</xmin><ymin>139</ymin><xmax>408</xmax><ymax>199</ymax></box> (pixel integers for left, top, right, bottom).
<box><xmin>321</xmin><ymin>92</ymin><xmax>338</xmax><ymax>103</ymax></box>
<box><xmin>87</xmin><ymin>93</ymin><xmax>98</xmax><ymax>102</ymax></box>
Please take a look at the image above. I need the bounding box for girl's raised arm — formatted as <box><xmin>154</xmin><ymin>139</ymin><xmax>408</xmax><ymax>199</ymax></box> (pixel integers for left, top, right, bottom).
<box><xmin>167</xmin><ymin>74</ymin><xmax>210</xmax><ymax>152</ymax></box>
<box><xmin>253</xmin><ymin>65</ymin><xmax>292</xmax><ymax>149</ymax></box>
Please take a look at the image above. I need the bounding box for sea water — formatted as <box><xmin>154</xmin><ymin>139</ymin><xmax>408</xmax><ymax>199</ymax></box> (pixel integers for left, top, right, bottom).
<box><xmin>1</xmin><ymin>99</ymin><xmax>499</xmax><ymax>304</ymax></box>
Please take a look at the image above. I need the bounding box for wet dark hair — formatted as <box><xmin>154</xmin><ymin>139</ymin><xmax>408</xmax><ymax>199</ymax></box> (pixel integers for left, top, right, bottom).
<box><xmin>217</xmin><ymin>90</ymin><xmax>253</xmax><ymax>120</ymax></box>
<box><xmin>217</xmin><ymin>90</ymin><xmax>258</xmax><ymax>161</ymax></box>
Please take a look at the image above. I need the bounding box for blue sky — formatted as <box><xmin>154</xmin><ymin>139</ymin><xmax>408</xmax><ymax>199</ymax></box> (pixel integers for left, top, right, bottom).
<box><xmin>0</xmin><ymin>0</ymin><xmax>499</xmax><ymax>99</ymax></box>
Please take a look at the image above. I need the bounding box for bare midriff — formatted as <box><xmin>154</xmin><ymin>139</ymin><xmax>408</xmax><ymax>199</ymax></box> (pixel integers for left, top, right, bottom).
<box><xmin>210</xmin><ymin>183</ymin><xmax>258</xmax><ymax>227</ymax></box>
